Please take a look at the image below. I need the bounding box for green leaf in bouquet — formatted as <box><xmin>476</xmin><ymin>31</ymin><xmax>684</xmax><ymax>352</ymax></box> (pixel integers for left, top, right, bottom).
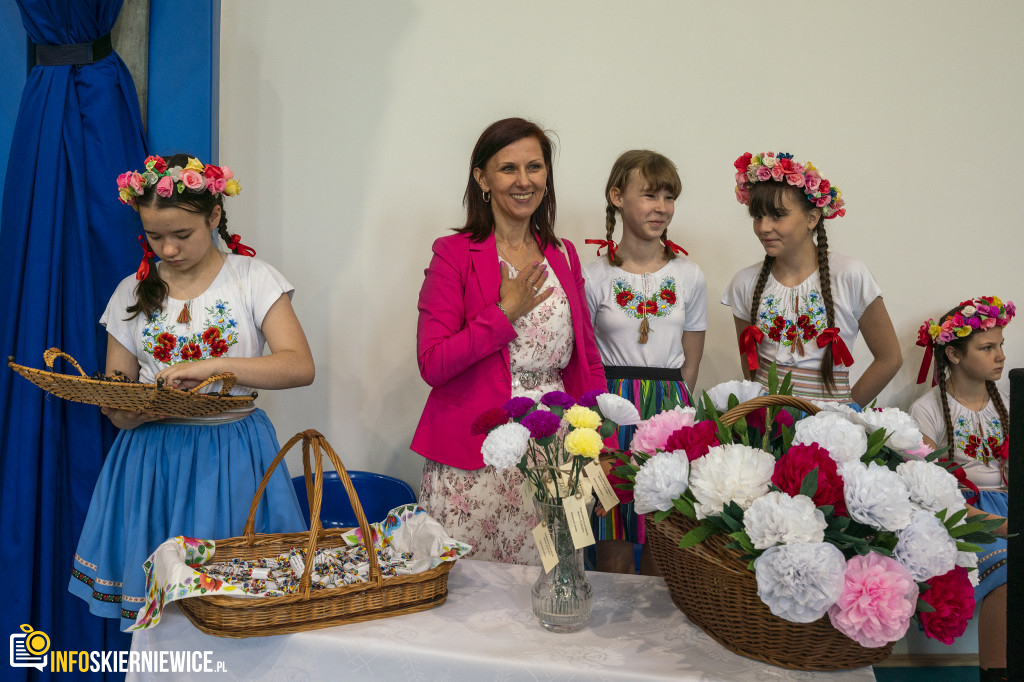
<box><xmin>862</xmin><ymin>427</ymin><xmax>889</xmax><ymax>461</ymax></box>
<box><xmin>672</xmin><ymin>495</ymin><xmax>697</xmax><ymax>519</ymax></box>
<box><xmin>871</xmin><ymin>531</ymin><xmax>899</xmax><ymax>552</ymax></box>
<box><xmin>548</xmin><ymin>405</ymin><xmax>566</xmax><ymax>419</ymax></box>
<box><xmin>799</xmin><ymin>466</ymin><xmax>819</xmax><ymax>500</ymax></box>
<box><xmin>925</xmin><ymin>445</ymin><xmax>950</xmax><ymax>463</ymax></box>
<box><xmin>677</xmin><ymin>521</ymin><xmax>722</xmax><ymax>549</ymax></box>
<box><xmin>827</xmin><ymin>514</ymin><xmax>850</xmax><ymax>532</ymax></box>
<box><xmin>534</xmin><ymin>435</ymin><xmax>556</xmax><ymax>447</ymax></box>
<box><xmin>779</xmin><ymin>368</ymin><xmax>793</xmax><ymax>396</ymax></box>
<box><xmin>732</xmin><ymin>418</ymin><xmax>750</xmax><ymax>446</ymax></box>
<box><xmin>599</xmin><ymin>419</ymin><xmax>618</xmax><ymax>439</ymax></box>
<box><xmin>955</xmin><ymin>541</ymin><xmax>985</xmax><ymax>553</ymax></box>
<box><xmin>915</xmin><ymin>597</ymin><xmax>936</xmax><ymax>613</ymax></box>
<box><xmin>727</xmin><ymin>530</ymin><xmax>756</xmax><ymax>555</ymax></box>
<box><xmin>652</xmin><ymin>509</ymin><xmax>673</xmax><ymax>523</ymax></box>
<box><xmin>715</xmin><ymin>501</ymin><xmax>745</xmax><ymax>532</ymax></box>
<box><xmin>767</xmin><ymin>361</ymin><xmax>779</xmax><ymax>395</ymax></box>
<box><xmin>939</xmin><ymin>508</ymin><xmax>968</xmax><ymax>529</ymax></box>
<box><xmin>697</xmin><ymin>391</ymin><xmax>715</xmax><ymax>421</ymax></box>
<box><xmin>727</xmin><ymin>393</ymin><xmax>740</xmax><ymax>410</ymax></box>
<box><xmin>948</xmin><ymin>519</ymin><xmax>1004</xmax><ymax>538</ymax></box>
<box><xmin>816</xmin><ymin>504</ymin><xmax>835</xmax><ymax>517</ymax></box>
<box><xmin>714</xmin><ymin>413</ymin><xmax>732</xmax><ymax>447</ymax></box>
<box><xmin>779</xmin><ymin>423</ymin><xmax>794</xmax><ymax>452</ymax></box>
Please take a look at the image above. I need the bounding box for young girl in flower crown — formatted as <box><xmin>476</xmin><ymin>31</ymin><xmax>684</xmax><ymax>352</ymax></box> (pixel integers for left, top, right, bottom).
<box><xmin>583</xmin><ymin>150</ymin><xmax>707</xmax><ymax>574</ymax></box>
<box><xmin>910</xmin><ymin>297</ymin><xmax>1013</xmax><ymax>682</ymax></box>
<box><xmin>722</xmin><ymin>152</ymin><xmax>901</xmax><ymax>407</ymax></box>
<box><xmin>69</xmin><ymin>154</ymin><xmax>314</xmax><ymax>630</ymax></box>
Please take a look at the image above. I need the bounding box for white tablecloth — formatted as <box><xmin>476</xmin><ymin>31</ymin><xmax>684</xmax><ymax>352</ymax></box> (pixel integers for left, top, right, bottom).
<box><xmin>128</xmin><ymin>559</ymin><xmax>875</xmax><ymax>681</ymax></box>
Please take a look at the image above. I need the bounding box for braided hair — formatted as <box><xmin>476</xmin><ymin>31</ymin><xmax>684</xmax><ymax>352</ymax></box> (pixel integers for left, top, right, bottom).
<box><xmin>746</xmin><ymin>182</ymin><xmax>837</xmax><ymax>393</ymax></box>
<box><xmin>604</xmin><ymin>150</ymin><xmax>682</xmax><ymax>266</ymax></box>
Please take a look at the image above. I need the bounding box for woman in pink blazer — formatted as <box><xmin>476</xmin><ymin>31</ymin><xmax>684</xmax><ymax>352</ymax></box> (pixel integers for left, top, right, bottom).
<box><xmin>413</xmin><ymin>118</ymin><xmax>606</xmax><ymax>564</ymax></box>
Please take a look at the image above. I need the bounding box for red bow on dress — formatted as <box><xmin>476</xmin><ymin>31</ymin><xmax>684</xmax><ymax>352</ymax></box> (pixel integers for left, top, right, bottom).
<box><xmin>739</xmin><ymin>325</ymin><xmax>764</xmax><ymax>372</ymax></box>
<box><xmin>816</xmin><ymin>327</ymin><xmax>854</xmax><ymax>367</ymax></box>
<box><xmin>663</xmin><ymin>239</ymin><xmax>689</xmax><ymax>256</ymax></box>
<box><xmin>226</xmin><ymin>234</ymin><xmax>256</xmax><ymax>257</ymax></box>
<box><xmin>135</xmin><ymin>235</ymin><xmax>155</xmax><ymax>280</ymax></box>
<box><xmin>584</xmin><ymin>238</ymin><xmax>617</xmax><ymax>259</ymax></box>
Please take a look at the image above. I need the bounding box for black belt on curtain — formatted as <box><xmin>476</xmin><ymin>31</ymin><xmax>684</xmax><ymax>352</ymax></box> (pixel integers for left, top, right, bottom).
<box><xmin>34</xmin><ymin>33</ymin><xmax>112</xmax><ymax>66</ymax></box>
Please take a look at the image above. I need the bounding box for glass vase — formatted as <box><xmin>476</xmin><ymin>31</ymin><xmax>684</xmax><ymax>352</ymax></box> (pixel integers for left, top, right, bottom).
<box><xmin>531</xmin><ymin>498</ymin><xmax>592</xmax><ymax>632</ymax></box>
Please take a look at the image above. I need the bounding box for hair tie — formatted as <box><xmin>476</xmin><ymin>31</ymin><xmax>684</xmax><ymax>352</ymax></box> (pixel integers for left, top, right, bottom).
<box><xmin>663</xmin><ymin>239</ymin><xmax>689</xmax><ymax>256</ymax></box>
<box><xmin>135</xmin><ymin>235</ymin><xmax>155</xmax><ymax>280</ymax></box>
<box><xmin>226</xmin><ymin>233</ymin><xmax>256</xmax><ymax>257</ymax></box>
<box><xmin>915</xmin><ymin>321</ymin><xmax>937</xmax><ymax>386</ymax></box>
<box><xmin>816</xmin><ymin>327</ymin><xmax>854</xmax><ymax>367</ymax></box>
<box><xmin>739</xmin><ymin>325</ymin><xmax>764</xmax><ymax>372</ymax></box>
<box><xmin>584</xmin><ymin>238</ymin><xmax>618</xmax><ymax>259</ymax></box>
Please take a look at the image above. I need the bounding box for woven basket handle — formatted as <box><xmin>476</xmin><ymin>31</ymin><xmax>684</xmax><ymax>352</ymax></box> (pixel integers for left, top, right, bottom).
<box><xmin>718</xmin><ymin>394</ymin><xmax>821</xmax><ymax>427</ymax></box>
<box><xmin>184</xmin><ymin>372</ymin><xmax>237</xmax><ymax>395</ymax></box>
<box><xmin>42</xmin><ymin>348</ymin><xmax>87</xmax><ymax>377</ymax></box>
<box><xmin>242</xmin><ymin>429</ymin><xmax>382</xmax><ymax>599</ymax></box>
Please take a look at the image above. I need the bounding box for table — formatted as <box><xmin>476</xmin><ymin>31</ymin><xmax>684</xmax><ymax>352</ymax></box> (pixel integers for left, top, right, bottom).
<box><xmin>129</xmin><ymin>559</ymin><xmax>875</xmax><ymax>681</ymax></box>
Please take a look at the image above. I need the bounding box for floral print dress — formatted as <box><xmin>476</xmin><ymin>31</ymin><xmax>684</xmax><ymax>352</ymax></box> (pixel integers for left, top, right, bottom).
<box><xmin>420</xmin><ymin>257</ymin><xmax>574</xmax><ymax>565</ymax></box>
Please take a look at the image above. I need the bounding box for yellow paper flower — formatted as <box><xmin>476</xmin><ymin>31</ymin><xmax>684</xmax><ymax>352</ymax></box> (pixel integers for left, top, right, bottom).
<box><xmin>224</xmin><ymin>179</ymin><xmax>241</xmax><ymax>196</ymax></box>
<box><xmin>992</xmin><ymin>296</ymin><xmax>1003</xmax><ymax>306</ymax></box>
<box><xmin>929</xmin><ymin>324</ymin><xmax>942</xmax><ymax>338</ymax></box>
<box><xmin>955</xmin><ymin>326</ymin><xmax>971</xmax><ymax>337</ymax></box>
<box><xmin>564</xmin><ymin>428</ymin><xmax>603</xmax><ymax>458</ymax></box>
<box><xmin>185</xmin><ymin>157</ymin><xmax>205</xmax><ymax>172</ymax></box>
<box><xmin>564</xmin><ymin>405</ymin><xmax>601</xmax><ymax>429</ymax></box>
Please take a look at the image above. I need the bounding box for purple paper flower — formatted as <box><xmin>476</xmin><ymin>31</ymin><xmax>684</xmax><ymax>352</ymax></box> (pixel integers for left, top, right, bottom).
<box><xmin>540</xmin><ymin>391</ymin><xmax>575</xmax><ymax>409</ymax></box>
<box><xmin>503</xmin><ymin>396</ymin><xmax>536</xmax><ymax>418</ymax></box>
<box><xmin>521</xmin><ymin>410</ymin><xmax>561</xmax><ymax>439</ymax></box>
<box><xmin>967</xmin><ymin>317</ymin><xmax>981</xmax><ymax>329</ymax></box>
<box><xmin>578</xmin><ymin>389</ymin><xmax>604</xmax><ymax>408</ymax></box>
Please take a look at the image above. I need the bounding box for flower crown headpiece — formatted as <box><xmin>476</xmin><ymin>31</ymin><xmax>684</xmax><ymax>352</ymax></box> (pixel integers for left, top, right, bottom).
<box><xmin>915</xmin><ymin>296</ymin><xmax>1015</xmax><ymax>384</ymax></box>
<box><xmin>116</xmin><ymin>155</ymin><xmax>240</xmax><ymax>206</ymax></box>
<box><xmin>733</xmin><ymin>152</ymin><xmax>846</xmax><ymax>219</ymax></box>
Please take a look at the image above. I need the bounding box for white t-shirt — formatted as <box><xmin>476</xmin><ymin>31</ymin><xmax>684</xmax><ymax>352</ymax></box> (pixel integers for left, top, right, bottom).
<box><xmin>583</xmin><ymin>256</ymin><xmax>707</xmax><ymax>368</ymax></box>
<box><xmin>720</xmin><ymin>253</ymin><xmax>881</xmax><ymax>370</ymax></box>
<box><xmin>100</xmin><ymin>254</ymin><xmax>293</xmax><ymax>396</ymax></box>
<box><xmin>909</xmin><ymin>387</ymin><xmax>1007</xmax><ymax>490</ymax></box>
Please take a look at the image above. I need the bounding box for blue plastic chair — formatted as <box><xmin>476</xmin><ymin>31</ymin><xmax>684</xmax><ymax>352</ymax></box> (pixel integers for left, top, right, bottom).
<box><xmin>292</xmin><ymin>471</ymin><xmax>416</xmax><ymax>529</ymax></box>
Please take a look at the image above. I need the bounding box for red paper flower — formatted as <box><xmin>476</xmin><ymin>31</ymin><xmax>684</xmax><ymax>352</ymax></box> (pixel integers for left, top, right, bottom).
<box><xmin>471</xmin><ymin>407</ymin><xmax>510</xmax><ymax>436</ymax></box>
<box><xmin>734</xmin><ymin>152</ymin><xmax>753</xmax><ymax>171</ymax></box>
<box><xmin>616</xmin><ymin>291</ymin><xmax>634</xmax><ymax>306</ymax></box>
<box><xmin>772</xmin><ymin>443</ymin><xmax>847</xmax><ymax>516</ymax></box>
<box><xmin>919</xmin><ymin>566</ymin><xmax>976</xmax><ymax>645</ymax></box>
<box><xmin>664</xmin><ymin>421</ymin><xmax>720</xmax><ymax>461</ymax></box>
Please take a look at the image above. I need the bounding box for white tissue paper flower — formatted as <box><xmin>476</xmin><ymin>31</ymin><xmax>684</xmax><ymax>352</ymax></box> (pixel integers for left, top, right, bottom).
<box><xmin>841</xmin><ymin>461</ymin><xmax>914</xmax><ymax>531</ymax></box>
<box><xmin>808</xmin><ymin>400</ymin><xmax>867</xmax><ymax>427</ymax></box>
<box><xmin>633</xmin><ymin>450</ymin><xmax>690</xmax><ymax>514</ymax></box>
<box><xmin>893</xmin><ymin>510</ymin><xmax>958</xmax><ymax>581</ymax></box>
<box><xmin>754</xmin><ymin>543</ymin><xmax>847</xmax><ymax>623</ymax></box>
<box><xmin>793</xmin><ymin>412</ymin><xmax>867</xmax><ymax>464</ymax></box>
<box><xmin>744</xmin><ymin>491</ymin><xmax>828</xmax><ymax>549</ymax></box>
<box><xmin>480</xmin><ymin>422</ymin><xmax>530</xmax><ymax>470</ymax></box>
<box><xmin>897</xmin><ymin>460</ymin><xmax>966</xmax><ymax>515</ymax></box>
<box><xmin>689</xmin><ymin>444</ymin><xmax>776</xmax><ymax>519</ymax></box>
<box><xmin>860</xmin><ymin>407</ymin><xmax>926</xmax><ymax>453</ymax></box>
<box><xmin>705</xmin><ymin>380</ymin><xmax>766</xmax><ymax>412</ymax></box>
<box><xmin>955</xmin><ymin>550</ymin><xmax>980</xmax><ymax>587</ymax></box>
<box><xmin>595</xmin><ymin>392</ymin><xmax>641</xmax><ymax>426</ymax></box>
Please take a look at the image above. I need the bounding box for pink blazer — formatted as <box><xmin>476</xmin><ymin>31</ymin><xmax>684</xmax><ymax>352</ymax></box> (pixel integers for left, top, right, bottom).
<box><xmin>412</xmin><ymin>232</ymin><xmax>607</xmax><ymax>469</ymax></box>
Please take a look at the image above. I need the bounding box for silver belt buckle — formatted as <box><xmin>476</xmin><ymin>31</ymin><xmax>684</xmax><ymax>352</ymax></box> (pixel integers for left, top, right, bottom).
<box><xmin>517</xmin><ymin>370</ymin><xmax>540</xmax><ymax>390</ymax></box>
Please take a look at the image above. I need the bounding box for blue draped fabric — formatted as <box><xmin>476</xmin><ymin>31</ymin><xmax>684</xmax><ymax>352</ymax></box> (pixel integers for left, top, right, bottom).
<box><xmin>0</xmin><ymin>1</ymin><xmax>146</xmax><ymax>678</ymax></box>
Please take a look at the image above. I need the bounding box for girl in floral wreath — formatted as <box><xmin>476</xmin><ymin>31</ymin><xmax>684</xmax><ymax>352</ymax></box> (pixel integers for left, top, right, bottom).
<box><xmin>722</xmin><ymin>152</ymin><xmax>901</xmax><ymax>406</ymax></box>
<box><xmin>910</xmin><ymin>296</ymin><xmax>1013</xmax><ymax>682</ymax></box>
<box><xmin>583</xmin><ymin>150</ymin><xmax>707</xmax><ymax>574</ymax></box>
<box><xmin>69</xmin><ymin>153</ymin><xmax>313</xmax><ymax>630</ymax></box>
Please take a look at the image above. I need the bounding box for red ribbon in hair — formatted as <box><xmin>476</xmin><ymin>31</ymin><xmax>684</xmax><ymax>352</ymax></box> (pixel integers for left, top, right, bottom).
<box><xmin>226</xmin><ymin>234</ymin><xmax>256</xmax><ymax>257</ymax></box>
<box><xmin>584</xmin><ymin>238</ymin><xmax>617</xmax><ymax>259</ymax></box>
<box><xmin>663</xmin><ymin>239</ymin><xmax>689</xmax><ymax>256</ymax></box>
<box><xmin>915</xmin><ymin>322</ymin><xmax>937</xmax><ymax>386</ymax></box>
<box><xmin>816</xmin><ymin>327</ymin><xmax>854</xmax><ymax>367</ymax></box>
<box><xmin>739</xmin><ymin>325</ymin><xmax>764</xmax><ymax>372</ymax></box>
<box><xmin>135</xmin><ymin>235</ymin><xmax>155</xmax><ymax>280</ymax></box>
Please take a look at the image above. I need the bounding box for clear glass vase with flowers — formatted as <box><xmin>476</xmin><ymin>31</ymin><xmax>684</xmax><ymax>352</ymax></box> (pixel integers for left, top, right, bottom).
<box><xmin>614</xmin><ymin>365</ymin><xmax>1003</xmax><ymax>669</ymax></box>
<box><xmin>474</xmin><ymin>389</ymin><xmax>640</xmax><ymax>632</ymax></box>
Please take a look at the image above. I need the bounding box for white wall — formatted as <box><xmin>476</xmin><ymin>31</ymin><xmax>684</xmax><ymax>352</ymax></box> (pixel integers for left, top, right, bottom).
<box><xmin>219</xmin><ymin>1</ymin><xmax>1024</xmax><ymax>488</ymax></box>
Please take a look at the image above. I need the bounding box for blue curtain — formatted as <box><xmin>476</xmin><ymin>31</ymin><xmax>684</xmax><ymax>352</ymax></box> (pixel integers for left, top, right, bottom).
<box><xmin>0</xmin><ymin>1</ymin><xmax>146</xmax><ymax>678</ymax></box>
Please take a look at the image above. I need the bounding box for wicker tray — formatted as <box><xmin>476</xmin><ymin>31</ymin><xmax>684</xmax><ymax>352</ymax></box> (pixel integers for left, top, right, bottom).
<box><xmin>178</xmin><ymin>429</ymin><xmax>453</xmax><ymax>638</ymax></box>
<box><xmin>647</xmin><ymin>394</ymin><xmax>894</xmax><ymax>671</ymax></box>
<box><xmin>8</xmin><ymin>348</ymin><xmax>255</xmax><ymax>417</ymax></box>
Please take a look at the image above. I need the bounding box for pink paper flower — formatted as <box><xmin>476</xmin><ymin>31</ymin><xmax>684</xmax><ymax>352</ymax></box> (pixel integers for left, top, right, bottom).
<box><xmin>179</xmin><ymin>168</ymin><xmax>206</xmax><ymax>191</ymax></box>
<box><xmin>828</xmin><ymin>553</ymin><xmax>918</xmax><ymax>648</ymax></box>
<box><xmin>756</xmin><ymin>166</ymin><xmax>772</xmax><ymax>181</ymax></box>
<box><xmin>919</xmin><ymin>566</ymin><xmax>975</xmax><ymax>645</ymax></box>
<box><xmin>155</xmin><ymin>175</ymin><xmax>174</xmax><ymax>198</ymax></box>
<box><xmin>630</xmin><ymin>407</ymin><xmax>696</xmax><ymax>454</ymax></box>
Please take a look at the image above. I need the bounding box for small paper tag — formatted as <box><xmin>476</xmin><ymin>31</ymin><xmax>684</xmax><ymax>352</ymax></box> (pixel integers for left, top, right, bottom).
<box><xmin>544</xmin><ymin>469</ymin><xmax>571</xmax><ymax>498</ymax></box>
<box><xmin>532</xmin><ymin>521</ymin><xmax>559</xmax><ymax>572</ymax></box>
<box><xmin>562</xmin><ymin>494</ymin><xmax>596</xmax><ymax>549</ymax></box>
<box><xmin>584</xmin><ymin>460</ymin><xmax>619</xmax><ymax>512</ymax></box>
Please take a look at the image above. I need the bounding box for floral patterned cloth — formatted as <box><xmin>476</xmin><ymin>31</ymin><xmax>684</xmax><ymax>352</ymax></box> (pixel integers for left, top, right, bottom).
<box><xmin>420</xmin><ymin>257</ymin><xmax>574</xmax><ymax>566</ymax></box>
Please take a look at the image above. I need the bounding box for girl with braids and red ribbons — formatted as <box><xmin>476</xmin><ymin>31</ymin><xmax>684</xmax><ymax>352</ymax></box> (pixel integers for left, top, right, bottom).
<box><xmin>70</xmin><ymin>154</ymin><xmax>313</xmax><ymax>630</ymax></box>
<box><xmin>721</xmin><ymin>152</ymin><xmax>901</xmax><ymax>407</ymax></box>
<box><xmin>583</xmin><ymin>150</ymin><xmax>707</xmax><ymax>574</ymax></box>
<box><xmin>909</xmin><ymin>297</ymin><xmax>1013</xmax><ymax>682</ymax></box>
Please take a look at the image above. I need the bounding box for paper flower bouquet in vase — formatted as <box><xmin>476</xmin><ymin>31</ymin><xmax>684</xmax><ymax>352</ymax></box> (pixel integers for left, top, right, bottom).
<box><xmin>474</xmin><ymin>389</ymin><xmax>639</xmax><ymax>632</ymax></box>
<box><xmin>616</xmin><ymin>366</ymin><xmax>1003</xmax><ymax>670</ymax></box>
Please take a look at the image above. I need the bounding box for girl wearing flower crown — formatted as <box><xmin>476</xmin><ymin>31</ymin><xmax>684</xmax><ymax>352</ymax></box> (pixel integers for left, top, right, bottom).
<box><xmin>910</xmin><ymin>297</ymin><xmax>1012</xmax><ymax>682</ymax></box>
<box><xmin>722</xmin><ymin>152</ymin><xmax>901</xmax><ymax>406</ymax></box>
<box><xmin>69</xmin><ymin>154</ymin><xmax>313</xmax><ymax>630</ymax></box>
<box><xmin>583</xmin><ymin>150</ymin><xmax>707</xmax><ymax>574</ymax></box>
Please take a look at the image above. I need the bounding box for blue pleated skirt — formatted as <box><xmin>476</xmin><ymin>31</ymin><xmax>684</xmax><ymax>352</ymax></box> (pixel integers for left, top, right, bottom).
<box><xmin>971</xmin><ymin>490</ymin><xmax>1008</xmax><ymax>603</ymax></box>
<box><xmin>69</xmin><ymin>408</ymin><xmax>306</xmax><ymax>630</ymax></box>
